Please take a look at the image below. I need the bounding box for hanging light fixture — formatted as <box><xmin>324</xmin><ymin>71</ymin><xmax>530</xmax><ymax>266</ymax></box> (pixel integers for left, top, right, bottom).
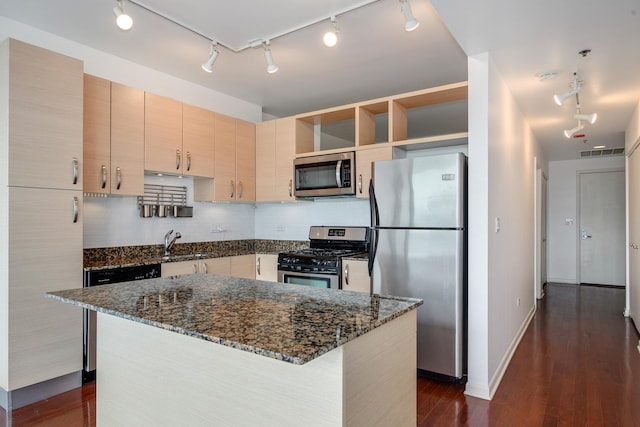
<box><xmin>553</xmin><ymin>72</ymin><xmax>581</xmax><ymax>106</ymax></box>
<box><xmin>563</xmin><ymin>97</ymin><xmax>597</xmax><ymax>138</ymax></box>
<box><xmin>563</xmin><ymin>121</ymin><xmax>584</xmax><ymax>139</ymax></box>
<box><xmin>201</xmin><ymin>42</ymin><xmax>219</xmax><ymax>73</ymax></box>
<box><xmin>574</xmin><ymin>112</ymin><xmax>597</xmax><ymax>125</ymax></box>
<box><xmin>400</xmin><ymin>0</ymin><xmax>419</xmax><ymax>32</ymax></box>
<box><xmin>263</xmin><ymin>41</ymin><xmax>279</xmax><ymax>74</ymax></box>
<box><xmin>113</xmin><ymin>0</ymin><xmax>133</xmax><ymax>31</ymax></box>
<box><xmin>323</xmin><ymin>16</ymin><xmax>339</xmax><ymax>47</ymax></box>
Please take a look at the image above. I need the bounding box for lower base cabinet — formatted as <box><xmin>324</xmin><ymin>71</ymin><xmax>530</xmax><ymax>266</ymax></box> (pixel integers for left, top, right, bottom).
<box><xmin>341</xmin><ymin>259</ymin><xmax>370</xmax><ymax>293</ymax></box>
<box><xmin>161</xmin><ymin>255</ymin><xmax>255</xmax><ymax>279</ymax></box>
<box><xmin>255</xmin><ymin>254</ymin><xmax>278</xmax><ymax>282</ymax></box>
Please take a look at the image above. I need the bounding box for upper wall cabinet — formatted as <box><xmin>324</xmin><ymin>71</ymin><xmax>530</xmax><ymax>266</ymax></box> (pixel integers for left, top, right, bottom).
<box><xmin>182</xmin><ymin>104</ymin><xmax>215</xmax><ymax>179</ymax></box>
<box><xmin>294</xmin><ymin>81</ymin><xmax>468</xmax><ymax>157</ymax></box>
<box><xmin>6</xmin><ymin>39</ymin><xmax>83</xmax><ymax>190</ymax></box>
<box><xmin>84</xmin><ymin>75</ymin><xmax>144</xmax><ymax>195</ymax></box>
<box><xmin>144</xmin><ymin>93</ymin><xmax>184</xmax><ymax>175</ymax></box>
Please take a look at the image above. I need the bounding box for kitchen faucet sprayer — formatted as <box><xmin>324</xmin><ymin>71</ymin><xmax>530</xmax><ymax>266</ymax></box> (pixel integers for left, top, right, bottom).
<box><xmin>163</xmin><ymin>230</ymin><xmax>182</xmax><ymax>257</ymax></box>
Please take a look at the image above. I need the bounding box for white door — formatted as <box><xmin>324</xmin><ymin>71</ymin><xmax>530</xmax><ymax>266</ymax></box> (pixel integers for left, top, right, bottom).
<box><xmin>628</xmin><ymin>148</ymin><xmax>640</xmax><ymax>319</ymax></box>
<box><xmin>579</xmin><ymin>170</ymin><xmax>625</xmax><ymax>286</ymax></box>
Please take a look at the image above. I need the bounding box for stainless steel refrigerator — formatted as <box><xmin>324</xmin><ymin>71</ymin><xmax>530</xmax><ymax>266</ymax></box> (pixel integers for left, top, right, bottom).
<box><xmin>369</xmin><ymin>152</ymin><xmax>467</xmax><ymax>383</ymax></box>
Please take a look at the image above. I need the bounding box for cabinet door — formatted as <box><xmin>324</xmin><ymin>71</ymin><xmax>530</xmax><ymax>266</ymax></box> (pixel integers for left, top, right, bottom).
<box><xmin>230</xmin><ymin>255</ymin><xmax>256</xmax><ymax>280</ymax></box>
<box><xmin>8</xmin><ymin>39</ymin><xmax>83</xmax><ymax>190</ymax></box>
<box><xmin>255</xmin><ymin>254</ymin><xmax>279</xmax><ymax>282</ymax></box>
<box><xmin>200</xmin><ymin>257</ymin><xmax>231</xmax><ymax>276</ymax></box>
<box><xmin>341</xmin><ymin>259</ymin><xmax>370</xmax><ymax>293</ymax></box>
<box><xmin>236</xmin><ymin>119</ymin><xmax>256</xmax><ymax>202</ymax></box>
<box><xmin>83</xmin><ymin>74</ymin><xmax>111</xmax><ymax>194</ymax></box>
<box><xmin>111</xmin><ymin>83</ymin><xmax>144</xmax><ymax>195</ymax></box>
<box><xmin>214</xmin><ymin>113</ymin><xmax>237</xmax><ymax>201</ymax></box>
<box><xmin>145</xmin><ymin>93</ymin><xmax>183</xmax><ymax>174</ymax></box>
<box><xmin>161</xmin><ymin>260</ymin><xmax>199</xmax><ymax>277</ymax></box>
<box><xmin>355</xmin><ymin>147</ymin><xmax>393</xmax><ymax>199</ymax></box>
<box><xmin>8</xmin><ymin>187</ymin><xmax>83</xmax><ymax>389</ymax></box>
<box><xmin>255</xmin><ymin>121</ymin><xmax>277</xmax><ymax>202</ymax></box>
<box><xmin>275</xmin><ymin>117</ymin><xmax>297</xmax><ymax>201</ymax></box>
<box><xmin>182</xmin><ymin>104</ymin><xmax>215</xmax><ymax>178</ymax></box>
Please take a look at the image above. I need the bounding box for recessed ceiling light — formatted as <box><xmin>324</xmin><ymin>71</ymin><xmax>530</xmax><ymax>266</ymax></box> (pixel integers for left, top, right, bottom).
<box><xmin>593</xmin><ymin>145</ymin><xmax>606</xmax><ymax>149</ymax></box>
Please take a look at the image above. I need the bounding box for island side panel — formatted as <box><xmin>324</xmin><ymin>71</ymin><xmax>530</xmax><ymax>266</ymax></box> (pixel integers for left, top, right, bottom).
<box><xmin>96</xmin><ymin>312</ymin><xmax>344</xmax><ymax>426</ymax></box>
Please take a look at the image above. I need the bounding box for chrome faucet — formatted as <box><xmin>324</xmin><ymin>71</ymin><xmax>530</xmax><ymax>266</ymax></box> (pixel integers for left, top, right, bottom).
<box><xmin>163</xmin><ymin>230</ymin><xmax>182</xmax><ymax>257</ymax></box>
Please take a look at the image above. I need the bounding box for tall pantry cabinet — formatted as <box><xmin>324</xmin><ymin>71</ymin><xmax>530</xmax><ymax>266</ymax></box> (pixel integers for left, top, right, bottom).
<box><xmin>0</xmin><ymin>39</ymin><xmax>83</xmax><ymax>407</ymax></box>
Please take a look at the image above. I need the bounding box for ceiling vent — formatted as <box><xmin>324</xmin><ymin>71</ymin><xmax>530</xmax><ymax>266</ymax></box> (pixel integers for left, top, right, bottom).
<box><xmin>580</xmin><ymin>148</ymin><xmax>624</xmax><ymax>158</ymax></box>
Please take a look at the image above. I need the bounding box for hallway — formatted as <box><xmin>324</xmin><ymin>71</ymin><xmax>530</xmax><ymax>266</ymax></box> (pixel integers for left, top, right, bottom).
<box><xmin>418</xmin><ymin>283</ymin><xmax>640</xmax><ymax>426</ymax></box>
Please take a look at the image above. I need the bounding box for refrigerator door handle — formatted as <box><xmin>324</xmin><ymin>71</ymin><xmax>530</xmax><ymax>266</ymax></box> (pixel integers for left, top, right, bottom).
<box><xmin>368</xmin><ymin>179</ymin><xmax>380</xmax><ymax>277</ymax></box>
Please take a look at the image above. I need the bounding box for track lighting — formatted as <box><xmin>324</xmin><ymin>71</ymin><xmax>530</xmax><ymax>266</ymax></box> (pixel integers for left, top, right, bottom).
<box><xmin>113</xmin><ymin>0</ymin><xmax>133</xmax><ymax>31</ymax></box>
<box><xmin>323</xmin><ymin>16</ymin><xmax>339</xmax><ymax>47</ymax></box>
<box><xmin>263</xmin><ymin>42</ymin><xmax>279</xmax><ymax>74</ymax></box>
<box><xmin>400</xmin><ymin>0</ymin><xmax>419</xmax><ymax>32</ymax></box>
<box><xmin>201</xmin><ymin>42</ymin><xmax>219</xmax><ymax>73</ymax></box>
<box><xmin>564</xmin><ymin>121</ymin><xmax>584</xmax><ymax>139</ymax></box>
<box><xmin>553</xmin><ymin>72</ymin><xmax>581</xmax><ymax>106</ymax></box>
<box><xmin>574</xmin><ymin>112</ymin><xmax>597</xmax><ymax>125</ymax></box>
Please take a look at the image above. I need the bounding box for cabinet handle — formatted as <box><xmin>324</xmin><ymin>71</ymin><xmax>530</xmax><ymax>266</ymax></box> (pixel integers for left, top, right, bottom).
<box><xmin>202</xmin><ymin>263</ymin><xmax>208</xmax><ymax>274</ymax></box>
<box><xmin>72</xmin><ymin>197</ymin><xmax>79</xmax><ymax>223</ymax></box>
<box><xmin>344</xmin><ymin>264</ymin><xmax>349</xmax><ymax>286</ymax></box>
<box><xmin>186</xmin><ymin>152</ymin><xmax>191</xmax><ymax>172</ymax></box>
<box><xmin>230</xmin><ymin>180</ymin><xmax>235</xmax><ymax>198</ymax></box>
<box><xmin>116</xmin><ymin>167</ymin><xmax>122</xmax><ymax>190</ymax></box>
<box><xmin>238</xmin><ymin>181</ymin><xmax>244</xmax><ymax>199</ymax></box>
<box><xmin>631</xmin><ymin>244</ymin><xmax>639</xmax><ymax>250</ymax></box>
<box><xmin>256</xmin><ymin>257</ymin><xmax>261</xmax><ymax>275</ymax></box>
<box><xmin>72</xmin><ymin>157</ymin><xmax>79</xmax><ymax>185</ymax></box>
<box><xmin>101</xmin><ymin>165</ymin><xmax>107</xmax><ymax>189</ymax></box>
<box><xmin>289</xmin><ymin>179</ymin><xmax>293</xmax><ymax>198</ymax></box>
<box><xmin>193</xmin><ymin>263</ymin><xmax>198</xmax><ymax>274</ymax></box>
<box><xmin>176</xmin><ymin>150</ymin><xmax>181</xmax><ymax>170</ymax></box>
<box><xmin>358</xmin><ymin>174</ymin><xmax>363</xmax><ymax>194</ymax></box>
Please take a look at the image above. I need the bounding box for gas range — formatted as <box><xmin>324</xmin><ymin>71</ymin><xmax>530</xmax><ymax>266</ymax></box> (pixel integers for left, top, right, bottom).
<box><xmin>277</xmin><ymin>226</ymin><xmax>369</xmax><ymax>289</ymax></box>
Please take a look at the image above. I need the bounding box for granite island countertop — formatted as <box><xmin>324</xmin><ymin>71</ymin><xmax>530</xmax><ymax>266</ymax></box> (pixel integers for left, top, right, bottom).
<box><xmin>47</xmin><ymin>275</ymin><xmax>421</xmax><ymax>364</ymax></box>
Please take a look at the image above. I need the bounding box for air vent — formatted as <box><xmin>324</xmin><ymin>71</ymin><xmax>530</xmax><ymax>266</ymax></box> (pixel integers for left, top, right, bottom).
<box><xmin>580</xmin><ymin>148</ymin><xmax>624</xmax><ymax>158</ymax></box>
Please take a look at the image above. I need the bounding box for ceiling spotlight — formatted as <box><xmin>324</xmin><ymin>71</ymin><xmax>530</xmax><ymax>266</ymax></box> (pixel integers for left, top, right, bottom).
<box><xmin>400</xmin><ymin>0</ymin><xmax>419</xmax><ymax>32</ymax></box>
<box><xmin>323</xmin><ymin>16</ymin><xmax>339</xmax><ymax>47</ymax></box>
<box><xmin>113</xmin><ymin>0</ymin><xmax>133</xmax><ymax>31</ymax></box>
<box><xmin>201</xmin><ymin>42</ymin><xmax>219</xmax><ymax>73</ymax></box>
<box><xmin>553</xmin><ymin>72</ymin><xmax>581</xmax><ymax>106</ymax></box>
<box><xmin>574</xmin><ymin>112</ymin><xmax>597</xmax><ymax>125</ymax></box>
<box><xmin>263</xmin><ymin>41</ymin><xmax>278</xmax><ymax>74</ymax></box>
<box><xmin>564</xmin><ymin>121</ymin><xmax>584</xmax><ymax>139</ymax></box>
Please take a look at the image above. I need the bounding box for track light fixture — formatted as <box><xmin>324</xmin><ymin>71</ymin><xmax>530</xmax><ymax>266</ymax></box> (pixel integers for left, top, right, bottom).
<box><xmin>563</xmin><ymin>121</ymin><xmax>584</xmax><ymax>139</ymax></box>
<box><xmin>263</xmin><ymin>41</ymin><xmax>279</xmax><ymax>74</ymax></box>
<box><xmin>574</xmin><ymin>112</ymin><xmax>597</xmax><ymax>125</ymax></box>
<box><xmin>553</xmin><ymin>72</ymin><xmax>581</xmax><ymax>106</ymax></box>
<box><xmin>400</xmin><ymin>0</ymin><xmax>419</xmax><ymax>32</ymax></box>
<box><xmin>113</xmin><ymin>0</ymin><xmax>133</xmax><ymax>31</ymax></box>
<box><xmin>563</xmin><ymin>98</ymin><xmax>597</xmax><ymax>138</ymax></box>
<box><xmin>201</xmin><ymin>42</ymin><xmax>219</xmax><ymax>73</ymax></box>
<box><xmin>323</xmin><ymin>16</ymin><xmax>339</xmax><ymax>47</ymax></box>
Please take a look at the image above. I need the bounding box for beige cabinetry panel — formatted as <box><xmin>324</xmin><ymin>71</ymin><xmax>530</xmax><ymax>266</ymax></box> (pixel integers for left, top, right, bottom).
<box><xmin>255</xmin><ymin>254</ymin><xmax>278</xmax><ymax>282</ymax></box>
<box><xmin>144</xmin><ymin>92</ymin><xmax>183</xmax><ymax>174</ymax></box>
<box><xmin>213</xmin><ymin>113</ymin><xmax>237</xmax><ymax>201</ymax></box>
<box><xmin>7</xmin><ymin>187</ymin><xmax>83</xmax><ymax>389</ymax></box>
<box><xmin>7</xmin><ymin>39</ymin><xmax>83</xmax><ymax>190</ymax></box>
<box><xmin>341</xmin><ymin>259</ymin><xmax>370</xmax><ymax>293</ymax></box>
<box><xmin>200</xmin><ymin>257</ymin><xmax>231</xmax><ymax>276</ymax></box>
<box><xmin>255</xmin><ymin>117</ymin><xmax>298</xmax><ymax>202</ymax></box>
<box><xmin>161</xmin><ymin>260</ymin><xmax>199</xmax><ymax>277</ymax></box>
<box><xmin>355</xmin><ymin>147</ymin><xmax>393</xmax><ymax>199</ymax></box>
<box><xmin>236</xmin><ymin>119</ymin><xmax>256</xmax><ymax>201</ymax></box>
<box><xmin>182</xmin><ymin>104</ymin><xmax>215</xmax><ymax>178</ymax></box>
<box><xmin>230</xmin><ymin>255</ymin><xmax>256</xmax><ymax>280</ymax></box>
<box><xmin>84</xmin><ymin>76</ymin><xmax>144</xmax><ymax>195</ymax></box>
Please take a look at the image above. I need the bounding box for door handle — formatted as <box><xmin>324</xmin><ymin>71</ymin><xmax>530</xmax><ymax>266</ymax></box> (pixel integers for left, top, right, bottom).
<box><xmin>581</xmin><ymin>229</ymin><xmax>592</xmax><ymax>240</ymax></box>
<box><xmin>176</xmin><ymin>149</ymin><xmax>181</xmax><ymax>170</ymax></box>
<box><xmin>72</xmin><ymin>157</ymin><xmax>79</xmax><ymax>185</ymax></box>
<box><xmin>116</xmin><ymin>167</ymin><xmax>122</xmax><ymax>190</ymax></box>
<box><xmin>101</xmin><ymin>165</ymin><xmax>107</xmax><ymax>189</ymax></box>
<box><xmin>358</xmin><ymin>174</ymin><xmax>363</xmax><ymax>194</ymax></box>
<box><xmin>344</xmin><ymin>264</ymin><xmax>349</xmax><ymax>286</ymax></box>
<box><xmin>256</xmin><ymin>257</ymin><xmax>261</xmax><ymax>276</ymax></box>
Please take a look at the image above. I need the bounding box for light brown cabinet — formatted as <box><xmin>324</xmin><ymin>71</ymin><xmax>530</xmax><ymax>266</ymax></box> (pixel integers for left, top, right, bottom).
<box><xmin>160</xmin><ymin>256</ymin><xmax>253</xmax><ymax>278</ymax></box>
<box><xmin>230</xmin><ymin>254</ymin><xmax>256</xmax><ymax>279</ymax></box>
<box><xmin>255</xmin><ymin>254</ymin><xmax>279</xmax><ymax>282</ymax></box>
<box><xmin>355</xmin><ymin>147</ymin><xmax>393</xmax><ymax>199</ymax></box>
<box><xmin>182</xmin><ymin>104</ymin><xmax>215</xmax><ymax>178</ymax></box>
<box><xmin>1</xmin><ymin>39</ymin><xmax>83</xmax><ymax>391</ymax></box>
<box><xmin>255</xmin><ymin>117</ymin><xmax>303</xmax><ymax>202</ymax></box>
<box><xmin>195</xmin><ymin>114</ymin><xmax>255</xmax><ymax>202</ymax></box>
<box><xmin>341</xmin><ymin>259</ymin><xmax>370</xmax><ymax>293</ymax></box>
<box><xmin>83</xmin><ymin>75</ymin><xmax>144</xmax><ymax>195</ymax></box>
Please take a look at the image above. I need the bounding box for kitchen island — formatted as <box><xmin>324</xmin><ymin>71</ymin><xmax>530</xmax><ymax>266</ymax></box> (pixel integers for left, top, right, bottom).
<box><xmin>47</xmin><ymin>274</ymin><xmax>421</xmax><ymax>426</ymax></box>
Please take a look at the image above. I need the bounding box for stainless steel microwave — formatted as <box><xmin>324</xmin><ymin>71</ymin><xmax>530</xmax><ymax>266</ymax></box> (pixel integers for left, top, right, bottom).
<box><xmin>294</xmin><ymin>152</ymin><xmax>355</xmax><ymax>198</ymax></box>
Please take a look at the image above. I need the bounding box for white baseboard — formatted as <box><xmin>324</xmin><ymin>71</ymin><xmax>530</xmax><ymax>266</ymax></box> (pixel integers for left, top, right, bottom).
<box><xmin>464</xmin><ymin>304</ymin><xmax>536</xmax><ymax>401</ymax></box>
<box><xmin>546</xmin><ymin>278</ymin><xmax>578</xmax><ymax>285</ymax></box>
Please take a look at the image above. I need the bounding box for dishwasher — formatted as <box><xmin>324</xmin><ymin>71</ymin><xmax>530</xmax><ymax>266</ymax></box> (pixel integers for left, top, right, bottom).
<box><xmin>83</xmin><ymin>263</ymin><xmax>161</xmax><ymax>383</ymax></box>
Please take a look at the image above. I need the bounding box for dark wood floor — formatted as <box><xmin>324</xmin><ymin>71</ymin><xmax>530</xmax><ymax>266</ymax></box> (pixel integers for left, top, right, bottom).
<box><xmin>2</xmin><ymin>283</ymin><xmax>639</xmax><ymax>426</ymax></box>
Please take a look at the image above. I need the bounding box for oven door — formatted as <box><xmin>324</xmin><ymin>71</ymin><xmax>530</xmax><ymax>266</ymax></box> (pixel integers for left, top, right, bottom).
<box><xmin>278</xmin><ymin>270</ymin><xmax>340</xmax><ymax>290</ymax></box>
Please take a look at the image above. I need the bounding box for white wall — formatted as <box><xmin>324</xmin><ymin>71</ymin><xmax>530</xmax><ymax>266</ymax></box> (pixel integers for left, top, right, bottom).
<box><xmin>466</xmin><ymin>52</ymin><xmax>543</xmax><ymax>400</ymax></box>
<box><xmin>546</xmin><ymin>156</ymin><xmax>625</xmax><ymax>284</ymax></box>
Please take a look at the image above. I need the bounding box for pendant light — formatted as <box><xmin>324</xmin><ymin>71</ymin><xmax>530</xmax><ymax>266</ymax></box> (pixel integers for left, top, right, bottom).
<box><xmin>400</xmin><ymin>0</ymin><xmax>419</xmax><ymax>32</ymax></box>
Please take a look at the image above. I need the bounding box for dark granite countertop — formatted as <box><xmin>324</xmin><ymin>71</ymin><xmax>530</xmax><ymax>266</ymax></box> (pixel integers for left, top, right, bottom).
<box><xmin>47</xmin><ymin>275</ymin><xmax>421</xmax><ymax>365</ymax></box>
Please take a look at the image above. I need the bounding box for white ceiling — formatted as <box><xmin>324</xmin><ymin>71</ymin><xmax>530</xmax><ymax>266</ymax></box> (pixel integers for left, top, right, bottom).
<box><xmin>1</xmin><ymin>0</ymin><xmax>639</xmax><ymax>161</ymax></box>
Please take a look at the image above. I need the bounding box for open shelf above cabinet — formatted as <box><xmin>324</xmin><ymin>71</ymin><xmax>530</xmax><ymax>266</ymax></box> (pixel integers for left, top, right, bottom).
<box><xmin>293</xmin><ymin>81</ymin><xmax>468</xmax><ymax>157</ymax></box>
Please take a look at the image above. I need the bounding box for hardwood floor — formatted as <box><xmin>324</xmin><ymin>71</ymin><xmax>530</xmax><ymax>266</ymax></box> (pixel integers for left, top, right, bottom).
<box><xmin>2</xmin><ymin>283</ymin><xmax>639</xmax><ymax>426</ymax></box>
